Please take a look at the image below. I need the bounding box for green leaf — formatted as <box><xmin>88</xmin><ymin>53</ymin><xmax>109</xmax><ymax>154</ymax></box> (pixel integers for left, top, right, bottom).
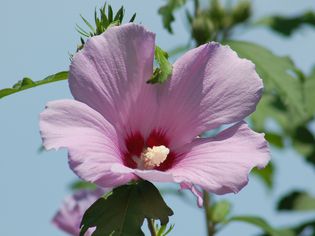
<box><xmin>291</xmin><ymin>125</ymin><xmax>315</xmax><ymax>167</ymax></box>
<box><xmin>158</xmin><ymin>0</ymin><xmax>187</xmax><ymax>33</ymax></box>
<box><xmin>156</xmin><ymin>224</ymin><xmax>174</xmax><ymax>236</ymax></box>
<box><xmin>251</xmin><ymin>94</ymin><xmax>288</xmax><ymax>132</ymax></box>
<box><xmin>256</xmin><ymin>11</ymin><xmax>315</xmax><ymax>36</ymax></box>
<box><xmin>77</xmin><ymin>4</ymin><xmax>136</xmax><ymax>50</ymax></box>
<box><xmin>291</xmin><ymin>219</ymin><xmax>315</xmax><ymax>235</ymax></box>
<box><xmin>265</xmin><ymin>133</ymin><xmax>284</xmax><ymax>148</ymax></box>
<box><xmin>80</xmin><ymin>15</ymin><xmax>96</xmax><ymax>34</ymax></box>
<box><xmin>70</xmin><ymin>180</ymin><xmax>97</xmax><ymax>191</ymax></box>
<box><xmin>304</xmin><ymin>66</ymin><xmax>315</xmax><ymax>116</ymax></box>
<box><xmin>80</xmin><ymin>181</ymin><xmax>173</xmax><ymax>236</ymax></box>
<box><xmin>147</xmin><ymin>46</ymin><xmax>173</xmax><ymax>84</ymax></box>
<box><xmin>264</xmin><ymin>219</ymin><xmax>315</xmax><ymax>236</ymax></box>
<box><xmin>252</xmin><ymin>162</ymin><xmax>275</xmax><ymax>189</ymax></box>
<box><xmin>0</xmin><ymin>71</ymin><xmax>68</xmax><ymax>99</ymax></box>
<box><xmin>278</xmin><ymin>191</ymin><xmax>315</xmax><ymax>211</ymax></box>
<box><xmin>226</xmin><ymin>41</ymin><xmax>306</xmax><ymax>124</ymax></box>
<box><xmin>210</xmin><ymin>200</ymin><xmax>231</xmax><ymax>223</ymax></box>
<box><xmin>129</xmin><ymin>13</ymin><xmax>137</xmax><ymax>23</ymax></box>
<box><xmin>228</xmin><ymin>216</ymin><xmax>292</xmax><ymax>236</ymax></box>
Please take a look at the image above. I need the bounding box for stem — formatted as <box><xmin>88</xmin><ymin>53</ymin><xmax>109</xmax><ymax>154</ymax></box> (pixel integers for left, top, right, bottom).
<box><xmin>203</xmin><ymin>191</ymin><xmax>216</xmax><ymax>236</ymax></box>
<box><xmin>146</xmin><ymin>218</ymin><xmax>156</xmax><ymax>236</ymax></box>
<box><xmin>193</xmin><ymin>0</ymin><xmax>200</xmax><ymax>16</ymax></box>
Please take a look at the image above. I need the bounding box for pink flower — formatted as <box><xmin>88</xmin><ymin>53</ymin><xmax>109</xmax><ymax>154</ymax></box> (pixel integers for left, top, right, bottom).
<box><xmin>40</xmin><ymin>23</ymin><xmax>270</xmax><ymax>206</ymax></box>
<box><xmin>52</xmin><ymin>189</ymin><xmax>103</xmax><ymax>236</ymax></box>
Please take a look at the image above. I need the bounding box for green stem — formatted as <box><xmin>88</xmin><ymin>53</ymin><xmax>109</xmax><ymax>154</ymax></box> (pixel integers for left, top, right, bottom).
<box><xmin>146</xmin><ymin>218</ymin><xmax>156</xmax><ymax>236</ymax></box>
<box><xmin>203</xmin><ymin>191</ymin><xmax>216</xmax><ymax>236</ymax></box>
<box><xmin>193</xmin><ymin>0</ymin><xmax>200</xmax><ymax>16</ymax></box>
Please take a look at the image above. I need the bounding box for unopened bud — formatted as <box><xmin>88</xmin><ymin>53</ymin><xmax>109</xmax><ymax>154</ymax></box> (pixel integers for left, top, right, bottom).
<box><xmin>232</xmin><ymin>0</ymin><xmax>251</xmax><ymax>24</ymax></box>
<box><xmin>192</xmin><ymin>15</ymin><xmax>215</xmax><ymax>45</ymax></box>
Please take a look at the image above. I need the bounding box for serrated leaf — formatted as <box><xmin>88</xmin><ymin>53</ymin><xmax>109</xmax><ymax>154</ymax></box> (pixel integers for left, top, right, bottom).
<box><xmin>256</xmin><ymin>11</ymin><xmax>315</xmax><ymax>36</ymax></box>
<box><xmin>278</xmin><ymin>191</ymin><xmax>315</xmax><ymax>212</ymax></box>
<box><xmin>158</xmin><ymin>0</ymin><xmax>187</xmax><ymax>33</ymax></box>
<box><xmin>210</xmin><ymin>200</ymin><xmax>231</xmax><ymax>223</ymax></box>
<box><xmin>147</xmin><ymin>46</ymin><xmax>172</xmax><ymax>84</ymax></box>
<box><xmin>80</xmin><ymin>181</ymin><xmax>173</xmax><ymax>236</ymax></box>
<box><xmin>228</xmin><ymin>216</ymin><xmax>290</xmax><ymax>236</ymax></box>
<box><xmin>252</xmin><ymin>162</ymin><xmax>275</xmax><ymax>190</ymax></box>
<box><xmin>226</xmin><ymin>41</ymin><xmax>306</xmax><ymax>124</ymax></box>
<box><xmin>0</xmin><ymin>71</ymin><xmax>68</xmax><ymax>99</ymax></box>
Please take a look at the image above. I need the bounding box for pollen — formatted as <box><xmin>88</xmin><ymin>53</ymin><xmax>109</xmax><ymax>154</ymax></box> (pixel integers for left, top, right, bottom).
<box><xmin>140</xmin><ymin>145</ymin><xmax>170</xmax><ymax>169</ymax></box>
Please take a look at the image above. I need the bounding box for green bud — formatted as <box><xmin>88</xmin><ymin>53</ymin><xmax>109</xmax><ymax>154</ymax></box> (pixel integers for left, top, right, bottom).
<box><xmin>209</xmin><ymin>0</ymin><xmax>226</xmax><ymax>28</ymax></box>
<box><xmin>232</xmin><ymin>0</ymin><xmax>251</xmax><ymax>24</ymax></box>
<box><xmin>192</xmin><ymin>14</ymin><xmax>215</xmax><ymax>45</ymax></box>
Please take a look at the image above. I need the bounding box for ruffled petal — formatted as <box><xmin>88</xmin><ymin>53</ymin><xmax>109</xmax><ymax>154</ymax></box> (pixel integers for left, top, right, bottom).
<box><xmin>39</xmin><ymin>99</ymin><xmax>135</xmax><ymax>187</ymax></box>
<box><xmin>69</xmin><ymin>23</ymin><xmax>157</xmax><ymax>137</ymax></box>
<box><xmin>157</xmin><ymin>43</ymin><xmax>263</xmax><ymax>147</ymax></box>
<box><xmin>169</xmin><ymin>122</ymin><xmax>270</xmax><ymax>198</ymax></box>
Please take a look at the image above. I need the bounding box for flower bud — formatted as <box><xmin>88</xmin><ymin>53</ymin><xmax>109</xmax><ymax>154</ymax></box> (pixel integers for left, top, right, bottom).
<box><xmin>192</xmin><ymin>15</ymin><xmax>215</xmax><ymax>45</ymax></box>
<box><xmin>232</xmin><ymin>0</ymin><xmax>251</xmax><ymax>24</ymax></box>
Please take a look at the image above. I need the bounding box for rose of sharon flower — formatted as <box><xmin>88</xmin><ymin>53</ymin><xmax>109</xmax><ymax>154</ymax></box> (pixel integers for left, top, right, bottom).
<box><xmin>53</xmin><ymin>189</ymin><xmax>102</xmax><ymax>236</ymax></box>
<box><xmin>40</xmin><ymin>23</ymin><xmax>270</xmax><ymax>206</ymax></box>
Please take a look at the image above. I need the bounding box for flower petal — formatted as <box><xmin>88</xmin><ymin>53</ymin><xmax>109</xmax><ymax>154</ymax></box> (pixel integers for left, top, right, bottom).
<box><xmin>169</xmin><ymin>122</ymin><xmax>270</xmax><ymax>196</ymax></box>
<box><xmin>157</xmin><ymin>43</ymin><xmax>263</xmax><ymax>147</ymax></box>
<box><xmin>39</xmin><ymin>99</ymin><xmax>135</xmax><ymax>187</ymax></box>
<box><xmin>69</xmin><ymin>23</ymin><xmax>157</xmax><ymax>137</ymax></box>
<box><xmin>52</xmin><ymin>189</ymin><xmax>103</xmax><ymax>236</ymax></box>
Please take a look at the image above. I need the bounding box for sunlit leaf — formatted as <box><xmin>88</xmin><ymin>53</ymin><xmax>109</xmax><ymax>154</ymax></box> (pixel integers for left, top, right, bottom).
<box><xmin>158</xmin><ymin>0</ymin><xmax>187</xmax><ymax>33</ymax></box>
<box><xmin>226</xmin><ymin>41</ymin><xmax>306</xmax><ymax>124</ymax></box>
<box><xmin>0</xmin><ymin>71</ymin><xmax>68</xmax><ymax>99</ymax></box>
<box><xmin>147</xmin><ymin>46</ymin><xmax>173</xmax><ymax>84</ymax></box>
<box><xmin>278</xmin><ymin>190</ymin><xmax>315</xmax><ymax>211</ymax></box>
<box><xmin>256</xmin><ymin>11</ymin><xmax>315</xmax><ymax>36</ymax></box>
<box><xmin>80</xmin><ymin>181</ymin><xmax>173</xmax><ymax>236</ymax></box>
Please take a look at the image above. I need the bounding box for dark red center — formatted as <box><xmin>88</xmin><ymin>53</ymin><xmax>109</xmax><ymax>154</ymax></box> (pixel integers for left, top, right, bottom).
<box><xmin>123</xmin><ymin>130</ymin><xmax>176</xmax><ymax>171</ymax></box>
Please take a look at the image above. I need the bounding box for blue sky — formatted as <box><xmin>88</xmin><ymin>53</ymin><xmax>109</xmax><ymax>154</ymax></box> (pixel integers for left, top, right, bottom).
<box><xmin>1</xmin><ymin>0</ymin><xmax>315</xmax><ymax>235</ymax></box>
